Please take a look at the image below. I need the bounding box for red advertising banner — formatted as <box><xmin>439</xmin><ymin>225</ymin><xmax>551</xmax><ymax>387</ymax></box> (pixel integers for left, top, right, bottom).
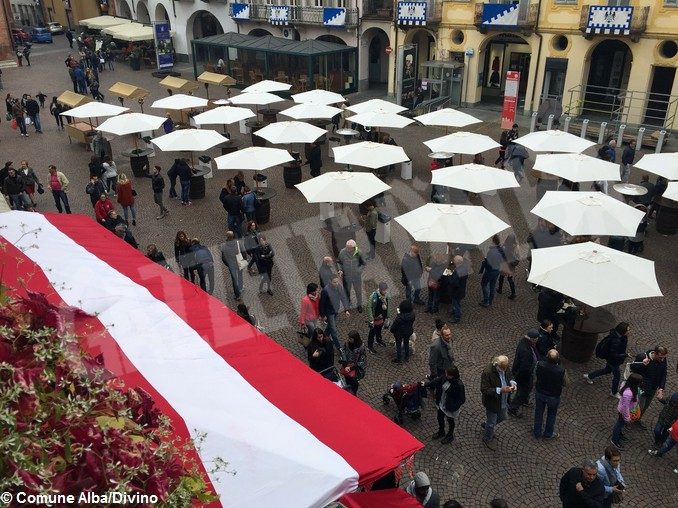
<box><xmin>501</xmin><ymin>71</ymin><xmax>520</xmax><ymax>129</ymax></box>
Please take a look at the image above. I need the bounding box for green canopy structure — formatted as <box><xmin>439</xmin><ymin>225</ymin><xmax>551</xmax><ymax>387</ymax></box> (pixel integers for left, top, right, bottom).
<box><xmin>192</xmin><ymin>33</ymin><xmax>357</xmax><ymax>94</ymax></box>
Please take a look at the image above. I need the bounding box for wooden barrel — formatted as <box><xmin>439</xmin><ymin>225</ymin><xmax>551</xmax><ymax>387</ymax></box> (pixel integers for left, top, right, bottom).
<box><xmin>359</xmin><ymin>199</ymin><xmax>375</xmax><ymax>216</ymax></box>
<box><xmin>130</xmin><ymin>155</ymin><xmax>149</xmax><ymax>178</ymax></box>
<box><xmin>247</xmin><ymin>121</ymin><xmax>267</xmax><ymax>147</ymax></box>
<box><xmin>262</xmin><ymin>111</ymin><xmax>277</xmax><ymax>124</ymax></box>
<box><xmin>189</xmin><ymin>175</ymin><xmax>205</xmax><ymax>200</ymax></box>
<box><xmin>561</xmin><ymin>326</ymin><xmax>599</xmax><ymax>363</ymax></box>
<box><xmin>283</xmin><ymin>164</ymin><xmax>302</xmax><ymax>189</ymax></box>
<box><xmin>255</xmin><ymin>197</ymin><xmax>271</xmax><ymax>225</ymax></box>
<box><xmin>655</xmin><ymin>197</ymin><xmax>678</xmax><ymax>235</ymax></box>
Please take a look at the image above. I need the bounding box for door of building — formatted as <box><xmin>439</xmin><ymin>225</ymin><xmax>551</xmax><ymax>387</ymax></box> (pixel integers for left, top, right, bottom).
<box><xmin>644</xmin><ymin>66</ymin><xmax>676</xmax><ymax>125</ymax></box>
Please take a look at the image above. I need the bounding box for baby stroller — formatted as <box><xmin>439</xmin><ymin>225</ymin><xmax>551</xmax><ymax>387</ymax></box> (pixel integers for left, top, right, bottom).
<box><xmin>319</xmin><ymin>366</ymin><xmax>350</xmax><ymax>392</ymax></box>
<box><xmin>382</xmin><ymin>381</ymin><xmax>426</xmax><ymax>424</ymax></box>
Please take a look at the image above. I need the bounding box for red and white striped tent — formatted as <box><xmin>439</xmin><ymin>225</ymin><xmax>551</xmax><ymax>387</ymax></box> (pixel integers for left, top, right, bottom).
<box><xmin>0</xmin><ymin>212</ymin><xmax>423</xmax><ymax>507</ymax></box>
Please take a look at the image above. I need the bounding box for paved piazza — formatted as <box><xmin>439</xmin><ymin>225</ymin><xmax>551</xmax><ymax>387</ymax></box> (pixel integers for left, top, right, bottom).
<box><xmin>3</xmin><ymin>37</ymin><xmax>677</xmax><ymax>506</ymax></box>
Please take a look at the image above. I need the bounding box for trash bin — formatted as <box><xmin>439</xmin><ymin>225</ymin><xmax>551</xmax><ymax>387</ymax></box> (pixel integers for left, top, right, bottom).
<box><xmin>239</xmin><ymin>119</ymin><xmax>251</xmax><ymax>135</ymax></box>
<box><xmin>328</xmin><ymin>136</ymin><xmax>341</xmax><ymax>159</ymax></box>
<box><xmin>198</xmin><ymin>155</ymin><xmax>213</xmax><ymax>180</ymax></box>
<box><xmin>376</xmin><ymin>211</ymin><xmax>391</xmax><ymax>244</ymax></box>
<box><xmin>253</xmin><ymin>173</ymin><xmax>268</xmax><ymax>188</ymax></box>
<box><xmin>401</xmin><ymin>160</ymin><xmax>412</xmax><ymax>180</ymax></box>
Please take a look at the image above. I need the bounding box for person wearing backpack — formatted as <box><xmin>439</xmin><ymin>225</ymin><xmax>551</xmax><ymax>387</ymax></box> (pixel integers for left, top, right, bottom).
<box><xmin>495</xmin><ymin>123</ymin><xmax>518</xmax><ymax>169</ymax></box>
<box><xmin>584</xmin><ymin>322</ymin><xmax>630</xmax><ymax>398</ymax></box>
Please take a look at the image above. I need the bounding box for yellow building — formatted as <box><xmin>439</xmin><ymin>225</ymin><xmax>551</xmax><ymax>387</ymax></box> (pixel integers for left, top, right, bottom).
<box><xmin>433</xmin><ymin>0</ymin><xmax>678</xmax><ymax>131</ymax></box>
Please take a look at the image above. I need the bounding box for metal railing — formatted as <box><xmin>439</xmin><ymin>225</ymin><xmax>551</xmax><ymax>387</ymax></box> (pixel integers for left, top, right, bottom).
<box><xmin>229</xmin><ymin>4</ymin><xmax>359</xmax><ymax>28</ymax></box>
<box><xmin>364</xmin><ymin>0</ymin><xmax>394</xmax><ymax>19</ymax></box>
<box><xmin>579</xmin><ymin>5</ymin><xmax>649</xmax><ymax>37</ymax></box>
<box><xmin>474</xmin><ymin>2</ymin><xmax>539</xmax><ymax>32</ymax></box>
<box><xmin>565</xmin><ymin>83</ymin><xmax>678</xmax><ymax>136</ymax></box>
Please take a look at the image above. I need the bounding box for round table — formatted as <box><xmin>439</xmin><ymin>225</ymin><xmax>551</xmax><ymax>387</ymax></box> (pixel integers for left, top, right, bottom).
<box><xmin>561</xmin><ymin>308</ymin><xmax>616</xmax><ymax>363</ymax></box>
<box><xmin>614</xmin><ymin>183</ymin><xmax>647</xmax><ymax>204</ymax></box>
<box><xmin>189</xmin><ymin>165</ymin><xmax>211</xmax><ymax>200</ymax></box>
<box><xmin>655</xmin><ymin>196</ymin><xmax>678</xmax><ymax>235</ymax></box>
<box><xmin>247</xmin><ymin>121</ymin><xmax>267</xmax><ymax>147</ymax></box>
<box><xmin>283</xmin><ymin>161</ymin><xmax>303</xmax><ymax>189</ymax></box>
<box><xmin>254</xmin><ymin>187</ymin><xmax>277</xmax><ymax>225</ymax></box>
<box><xmin>428</xmin><ymin>151</ymin><xmax>455</xmax><ymax>160</ymax></box>
<box><xmin>221</xmin><ymin>139</ymin><xmax>243</xmax><ymax>156</ymax></box>
<box><xmin>336</xmin><ymin>128</ymin><xmax>359</xmax><ymax>145</ymax></box>
<box><xmin>261</xmin><ymin>108</ymin><xmax>280</xmax><ymax>124</ymax></box>
<box><xmin>122</xmin><ymin>148</ymin><xmax>153</xmax><ymax>178</ymax></box>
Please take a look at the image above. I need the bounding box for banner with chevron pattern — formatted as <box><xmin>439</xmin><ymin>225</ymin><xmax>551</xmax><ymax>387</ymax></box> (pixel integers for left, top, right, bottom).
<box><xmin>481</xmin><ymin>4</ymin><xmax>519</xmax><ymax>27</ymax></box>
<box><xmin>270</xmin><ymin>5</ymin><xmax>289</xmax><ymax>26</ymax></box>
<box><xmin>231</xmin><ymin>3</ymin><xmax>250</xmax><ymax>20</ymax></box>
<box><xmin>397</xmin><ymin>2</ymin><xmax>427</xmax><ymax>26</ymax></box>
<box><xmin>323</xmin><ymin>7</ymin><xmax>346</xmax><ymax>26</ymax></box>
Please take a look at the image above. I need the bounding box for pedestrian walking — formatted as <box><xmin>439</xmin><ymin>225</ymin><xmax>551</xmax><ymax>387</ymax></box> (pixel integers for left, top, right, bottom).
<box><xmin>424</xmin><ymin>365</ymin><xmax>466</xmax><ymax>444</ymax></box>
<box><xmin>366</xmin><ymin>282</ymin><xmax>389</xmax><ymax>354</ymax></box>
<box><xmin>319</xmin><ymin>256</ymin><xmax>340</xmax><ymax>289</ymax></box>
<box><xmin>24</xmin><ymin>95</ymin><xmax>42</xmax><ymax>133</ymax></box>
<box><xmin>479</xmin><ymin>235</ymin><xmax>505</xmax><ymax>308</ymax></box>
<box><xmin>508</xmin><ymin>329</ymin><xmax>540</xmax><ymax>417</ymax></box>
<box><xmin>220</xmin><ymin>230</ymin><xmax>245</xmax><ymax>301</ymax></box>
<box><xmin>255</xmin><ymin>235</ymin><xmax>275</xmax><ymax>295</ymax></box>
<box><xmin>401</xmin><ymin>244</ymin><xmax>425</xmax><ymax>305</ymax></box>
<box><xmin>167</xmin><ymin>158</ymin><xmax>179</xmax><ymax>199</ymax></box>
<box><xmin>241</xmin><ymin>186</ymin><xmax>257</xmax><ymax>222</ymax></box>
<box><xmin>447</xmin><ymin>255</ymin><xmax>468</xmax><ymax>323</ymax></box>
<box><xmin>620</xmin><ymin>141</ymin><xmax>636</xmax><ymax>183</ymax></box>
<box><xmin>559</xmin><ymin>461</ymin><xmax>605</xmax><ymax>508</ymax></box>
<box><xmin>35</xmin><ymin>91</ymin><xmax>46</xmax><ymax>108</ymax></box>
<box><xmin>536</xmin><ymin>319</ymin><xmax>559</xmax><ymax>359</ymax></box>
<box><xmin>390</xmin><ymin>299</ymin><xmax>415</xmax><ymax>364</ymax></box>
<box><xmin>496</xmin><ymin>124</ymin><xmax>518</xmax><ymax>168</ymax></box>
<box><xmin>220</xmin><ymin>185</ymin><xmax>244</xmax><ymax>237</ymax></box>
<box><xmin>50</xmin><ymin>97</ymin><xmax>64</xmax><ymax>130</ymax></box>
<box><xmin>66</xmin><ymin>29</ymin><xmax>74</xmax><ymax>48</ymax></box>
<box><xmin>85</xmin><ymin>175</ymin><xmax>107</xmax><ymax>207</ymax></box>
<box><xmin>480</xmin><ymin>355</ymin><xmax>516</xmax><ymax>450</ymax></box>
<box><xmin>627</xmin><ymin>204</ymin><xmax>648</xmax><ymax>255</ymax></box>
<box><xmin>47</xmin><ymin>165</ymin><xmax>71</xmax><ymax>214</ymax></box>
<box><xmin>177</xmin><ymin>158</ymin><xmax>192</xmax><ymax>206</ymax></box>
<box><xmin>424</xmin><ymin>253</ymin><xmax>447</xmax><ymax>314</ymax></box>
<box><xmin>307</xmin><ymin>328</ymin><xmax>336</xmax><ymax>381</ymax></box>
<box><xmin>428</xmin><ymin>324</ymin><xmax>454</xmax><ymax>378</ymax></box>
<box><xmin>319</xmin><ymin>275</ymin><xmax>351</xmax><ymax>352</ymax></box>
<box><xmin>12</xmin><ymin>100</ymin><xmax>28</xmax><ymax>137</ymax></box>
<box><xmin>611</xmin><ymin>373</ymin><xmax>642</xmax><ymax>449</ymax></box>
<box><xmin>341</xmin><ymin>330</ymin><xmax>366</xmax><ymax>395</ymax></box>
<box><xmin>116</xmin><ymin>173</ymin><xmax>137</xmax><ymax>225</ymax></box>
<box><xmin>652</xmin><ymin>392</ymin><xmax>678</xmax><ymax>447</ymax></box>
<box><xmin>298</xmin><ymin>283</ymin><xmax>320</xmax><ymax>339</ymax></box>
<box><xmin>306</xmin><ymin>140</ymin><xmax>322</xmax><ymax>177</ymax></box>
<box><xmin>533</xmin><ymin>349</ymin><xmax>566</xmax><ymax>439</ymax></box>
<box><xmin>630</xmin><ymin>345</ymin><xmax>668</xmax><ymax>423</ymax></box>
<box><xmin>337</xmin><ymin>239</ymin><xmax>366</xmax><ymax>312</ymax></box>
<box><xmin>174</xmin><ymin>231</ymin><xmax>193</xmax><ymax>282</ymax></box>
<box><xmin>88</xmin><ymin>155</ymin><xmax>104</xmax><ymax>180</ymax></box>
<box><xmin>596</xmin><ymin>445</ymin><xmax>625</xmax><ymax>508</ymax></box>
<box><xmin>22</xmin><ymin>44</ymin><xmax>31</xmax><ymax>66</ymax></box>
<box><xmin>102</xmin><ymin>156</ymin><xmax>118</xmax><ymax>194</ymax></box>
<box><xmin>190</xmin><ymin>238</ymin><xmax>215</xmax><ymax>294</ymax></box>
<box><xmin>584</xmin><ymin>322</ymin><xmax>630</xmax><ymax>397</ymax></box>
<box><xmin>148</xmin><ymin>165</ymin><xmax>168</xmax><ymax>219</ymax></box>
<box><xmin>3</xmin><ymin>167</ymin><xmax>31</xmax><ymax>210</ymax></box>
<box><xmin>497</xmin><ymin>233</ymin><xmax>520</xmax><ymax>300</ymax></box>
<box><xmin>505</xmin><ymin>142</ymin><xmax>528</xmax><ymax>182</ymax></box>
<box><xmin>648</xmin><ymin>418</ymin><xmax>678</xmax><ymax>468</ymax></box>
<box><xmin>18</xmin><ymin>160</ymin><xmax>40</xmax><ymax>207</ymax></box>
<box><xmin>363</xmin><ymin>203</ymin><xmax>378</xmax><ymax>259</ymax></box>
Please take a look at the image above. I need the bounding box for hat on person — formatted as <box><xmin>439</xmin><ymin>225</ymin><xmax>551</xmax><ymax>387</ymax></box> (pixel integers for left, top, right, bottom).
<box><xmin>414</xmin><ymin>472</ymin><xmax>431</xmax><ymax>489</ymax></box>
<box><xmin>527</xmin><ymin>329</ymin><xmax>540</xmax><ymax>339</ymax></box>
<box><xmin>378</xmin><ymin>282</ymin><xmax>388</xmax><ymax>291</ymax></box>
<box><xmin>435</xmin><ymin>318</ymin><xmax>445</xmax><ymax>330</ymax></box>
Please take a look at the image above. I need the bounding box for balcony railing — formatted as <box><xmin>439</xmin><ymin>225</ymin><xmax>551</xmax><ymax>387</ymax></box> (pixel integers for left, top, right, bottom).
<box><xmin>228</xmin><ymin>4</ymin><xmax>359</xmax><ymax>28</ymax></box>
<box><xmin>474</xmin><ymin>3</ymin><xmax>539</xmax><ymax>34</ymax></box>
<box><xmin>363</xmin><ymin>1</ymin><xmax>394</xmax><ymax>19</ymax></box>
<box><xmin>579</xmin><ymin>5</ymin><xmax>649</xmax><ymax>40</ymax></box>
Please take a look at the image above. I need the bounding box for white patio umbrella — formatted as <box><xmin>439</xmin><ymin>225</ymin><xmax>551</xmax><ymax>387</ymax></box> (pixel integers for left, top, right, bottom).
<box><xmin>530</xmin><ymin>191</ymin><xmax>645</xmax><ymax>237</ymax></box>
<box><xmin>292</xmin><ymin>89</ymin><xmax>346</xmax><ymax>105</ymax></box>
<box><xmin>663</xmin><ymin>181</ymin><xmax>678</xmax><ymax>202</ymax></box>
<box><xmin>242</xmin><ymin>79</ymin><xmax>292</xmax><ymax>94</ymax></box>
<box><xmin>513</xmin><ymin>130</ymin><xmax>596</xmax><ymax>153</ymax></box>
<box><xmin>151</xmin><ymin>128</ymin><xmax>227</xmax><ymax>152</ymax></box>
<box><xmin>634</xmin><ymin>152</ymin><xmax>678</xmax><ymax>181</ymax></box>
<box><xmin>527</xmin><ymin>242</ymin><xmax>662</xmax><ymax>307</ymax></box>
<box><xmin>61</xmin><ymin>102</ymin><xmax>129</xmax><ymax>119</ymax></box>
<box><xmin>97</xmin><ymin>112</ymin><xmax>166</xmax><ymax>136</ymax></box>
<box><xmin>295</xmin><ymin>171</ymin><xmax>391</xmax><ymax>204</ymax></box>
<box><xmin>228</xmin><ymin>92</ymin><xmax>285</xmax><ymax>107</ymax></box>
<box><xmin>212</xmin><ymin>99</ymin><xmax>231</xmax><ymax>105</ymax></box>
<box><xmin>280</xmin><ymin>103</ymin><xmax>342</xmax><ymax>120</ymax></box>
<box><xmin>424</xmin><ymin>131</ymin><xmax>500</xmax><ymax>155</ymax></box>
<box><xmin>533</xmin><ymin>153</ymin><xmax>621</xmax><ymax>183</ymax></box>
<box><xmin>151</xmin><ymin>94</ymin><xmax>209</xmax><ymax>110</ymax></box>
<box><xmin>431</xmin><ymin>163</ymin><xmax>520</xmax><ymax>194</ymax></box>
<box><xmin>414</xmin><ymin>108</ymin><xmax>482</xmax><ymax>129</ymax></box>
<box><xmin>394</xmin><ymin>203</ymin><xmax>510</xmax><ymax>245</ymax></box>
<box><xmin>332</xmin><ymin>141</ymin><xmax>409</xmax><ymax>169</ymax></box>
<box><xmin>215</xmin><ymin>146</ymin><xmax>293</xmax><ymax>171</ymax></box>
<box><xmin>347</xmin><ymin>98</ymin><xmax>407</xmax><ymax>115</ymax></box>
<box><xmin>346</xmin><ymin>110</ymin><xmax>414</xmax><ymax>129</ymax></box>
<box><xmin>192</xmin><ymin>106</ymin><xmax>255</xmax><ymax>128</ymax></box>
<box><xmin>254</xmin><ymin>121</ymin><xmax>327</xmax><ymax>144</ymax></box>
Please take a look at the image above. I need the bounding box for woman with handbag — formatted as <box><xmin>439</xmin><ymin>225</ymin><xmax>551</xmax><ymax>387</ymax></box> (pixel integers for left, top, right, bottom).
<box><xmin>19</xmin><ymin>160</ymin><xmax>41</xmax><ymax>207</ymax></box>
<box><xmin>243</xmin><ymin>220</ymin><xmax>260</xmax><ymax>275</ymax></box>
<box><xmin>341</xmin><ymin>331</ymin><xmax>366</xmax><ymax>395</ymax></box>
<box><xmin>611</xmin><ymin>373</ymin><xmax>643</xmax><ymax>449</ymax></box>
<box><xmin>255</xmin><ymin>235</ymin><xmax>275</xmax><ymax>295</ymax></box>
<box><xmin>174</xmin><ymin>230</ymin><xmax>193</xmax><ymax>282</ymax></box>
<box><xmin>366</xmin><ymin>282</ymin><xmax>390</xmax><ymax>354</ymax></box>
<box><xmin>116</xmin><ymin>173</ymin><xmax>137</xmax><ymax>225</ymax></box>
<box><xmin>425</xmin><ymin>253</ymin><xmax>447</xmax><ymax>314</ymax></box>
<box><xmin>497</xmin><ymin>233</ymin><xmax>520</xmax><ymax>300</ymax></box>
<box><xmin>307</xmin><ymin>328</ymin><xmax>336</xmax><ymax>381</ymax></box>
<box><xmin>423</xmin><ymin>365</ymin><xmax>466</xmax><ymax>444</ymax></box>
<box><xmin>390</xmin><ymin>299</ymin><xmax>416</xmax><ymax>364</ymax></box>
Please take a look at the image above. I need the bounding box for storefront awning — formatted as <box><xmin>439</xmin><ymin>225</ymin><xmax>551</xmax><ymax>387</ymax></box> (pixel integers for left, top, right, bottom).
<box><xmin>80</xmin><ymin>15</ymin><xmax>132</xmax><ymax>30</ymax></box>
<box><xmin>56</xmin><ymin>91</ymin><xmax>92</xmax><ymax>108</ymax></box>
<box><xmin>103</xmin><ymin>22</ymin><xmax>154</xmax><ymax>42</ymax></box>
<box><xmin>195</xmin><ymin>33</ymin><xmax>353</xmax><ymax>56</ymax></box>
<box><xmin>108</xmin><ymin>82</ymin><xmax>150</xmax><ymax>101</ymax></box>
<box><xmin>159</xmin><ymin>76</ymin><xmax>200</xmax><ymax>94</ymax></box>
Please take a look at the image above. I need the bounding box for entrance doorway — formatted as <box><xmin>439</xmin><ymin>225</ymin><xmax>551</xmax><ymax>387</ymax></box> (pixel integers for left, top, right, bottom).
<box><xmin>480</xmin><ymin>34</ymin><xmax>531</xmax><ymax>107</ymax></box>
<box><xmin>584</xmin><ymin>39</ymin><xmax>631</xmax><ymax>116</ymax></box>
<box><xmin>367</xmin><ymin>30</ymin><xmax>389</xmax><ymax>87</ymax></box>
<box><xmin>644</xmin><ymin>66</ymin><xmax>676</xmax><ymax>125</ymax></box>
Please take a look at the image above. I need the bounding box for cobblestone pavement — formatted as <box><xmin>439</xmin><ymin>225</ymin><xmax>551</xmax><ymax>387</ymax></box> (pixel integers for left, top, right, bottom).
<box><xmin>3</xmin><ymin>38</ymin><xmax>677</xmax><ymax>507</ymax></box>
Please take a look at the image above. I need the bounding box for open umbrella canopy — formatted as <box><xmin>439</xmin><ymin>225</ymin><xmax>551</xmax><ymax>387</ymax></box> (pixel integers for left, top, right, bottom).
<box><xmin>533</xmin><ymin>153</ymin><xmax>621</xmax><ymax>183</ymax></box>
<box><xmin>228</xmin><ymin>92</ymin><xmax>285</xmax><ymax>107</ymax></box>
<box><xmin>346</xmin><ymin>110</ymin><xmax>414</xmax><ymax>129</ymax></box>
<box><xmin>414</xmin><ymin>108</ymin><xmax>482</xmax><ymax>128</ymax></box>
<box><xmin>254</xmin><ymin>121</ymin><xmax>327</xmax><ymax>144</ymax></box>
<box><xmin>431</xmin><ymin>163</ymin><xmax>520</xmax><ymax>193</ymax></box>
<box><xmin>291</xmin><ymin>89</ymin><xmax>346</xmax><ymax>105</ymax></box>
<box><xmin>280</xmin><ymin>103</ymin><xmax>342</xmax><ymax>120</ymax></box>
<box><xmin>97</xmin><ymin>112</ymin><xmax>166</xmax><ymax>136</ymax></box>
<box><xmin>295</xmin><ymin>171</ymin><xmax>391</xmax><ymax>204</ymax></box>
<box><xmin>151</xmin><ymin>129</ymin><xmax>227</xmax><ymax>152</ymax></box>
<box><xmin>151</xmin><ymin>94</ymin><xmax>209</xmax><ymax>110</ymax></box>
<box><xmin>513</xmin><ymin>130</ymin><xmax>596</xmax><ymax>153</ymax></box>
<box><xmin>664</xmin><ymin>181</ymin><xmax>678</xmax><ymax>202</ymax></box>
<box><xmin>242</xmin><ymin>79</ymin><xmax>292</xmax><ymax>94</ymax></box>
<box><xmin>192</xmin><ymin>106</ymin><xmax>255</xmax><ymax>126</ymax></box>
<box><xmin>531</xmin><ymin>191</ymin><xmax>645</xmax><ymax>237</ymax></box>
<box><xmin>527</xmin><ymin>242</ymin><xmax>662</xmax><ymax>307</ymax></box>
<box><xmin>61</xmin><ymin>102</ymin><xmax>129</xmax><ymax>119</ymax></box>
<box><xmin>333</xmin><ymin>141</ymin><xmax>409</xmax><ymax>169</ymax></box>
<box><xmin>347</xmin><ymin>99</ymin><xmax>407</xmax><ymax>115</ymax></box>
<box><xmin>634</xmin><ymin>152</ymin><xmax>678</xmax><ymax>181</ymax></box>
<box><xmin>212</xmin><ymin>99</ymin><xmax>231</xmax><ymax>105</ymax></box>
<box><xmin>215</xmin><ymin>146</ymin><xmax>293</xmax><ymax>171</ymax></box>
<box><xmin>395</xmin><ymin>203</ymin><xmax>510</xmax><ymax>245</ymax></box>
<box><xmin>424</xmin><ymin>131</ymin><xmax>500</xmax><ymax>155</ymax></box>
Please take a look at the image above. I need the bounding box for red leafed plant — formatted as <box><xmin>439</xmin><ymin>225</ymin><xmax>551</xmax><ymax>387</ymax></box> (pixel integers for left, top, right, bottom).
<box><xmin>0</xmin><ymin>292</ymin><xmax>225</xmax><ymax>506</ymax></box>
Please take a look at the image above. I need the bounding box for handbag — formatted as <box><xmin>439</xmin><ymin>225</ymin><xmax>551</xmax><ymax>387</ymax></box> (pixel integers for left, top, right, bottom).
<box><xmin>132</xmin><ymin>189</ymin><xmax>137</xmax><ymax>196</ymax></box>
<box><xmin>37</xmin><ymin>183</ymin><xmax>44</xmax><ymax>195</ymax></box>
<box><xmin>5</xmin><ymin>112</ymin><xmax>11</xmax><ymax>121</ymax></box>
<box><xmin>340</xmin><ymin>362</ymin><xmax>357</xmax><ymax>379</ymax></box>
<box><xmin>427</xmin><ymin>278</ymin><xmax>440</xmax><ymax>290</ymax></box>
<box><xmin>372</xmin><ymin>317</ymin><xmax>385</xmax><ymax>327</ymax></box>
<box><xmin>235</xmin><ymin>240</ymin><xmax>249</xmax><ymax>270</ymax></box>
<box><xmin>10</xmin><ymin>118</ymin><xmax>17</xmax><ymax>130</ymax></box>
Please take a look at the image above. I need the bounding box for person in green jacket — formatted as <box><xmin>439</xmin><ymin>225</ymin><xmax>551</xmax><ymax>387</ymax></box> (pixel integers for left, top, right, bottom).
<box><xmin>366</xmin><ymin>282</ymin><xmax>390</xmax><ymax>354</ymax></box>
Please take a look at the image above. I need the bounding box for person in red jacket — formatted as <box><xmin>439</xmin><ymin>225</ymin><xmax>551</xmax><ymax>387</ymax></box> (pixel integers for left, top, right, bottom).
<box><xmin>116</xmin><ymin>173</ymin><xmax>137</xmax><ymax>225</ymax></box>
<box><xmin>298</xmin><ymin>282</ymin><xmax>320</xmax><ymax>339</ymax></box>
<box><xmin>94</xmin><ymin>192</ymin><xmax>115</xmax><ymax>224</ymax></box>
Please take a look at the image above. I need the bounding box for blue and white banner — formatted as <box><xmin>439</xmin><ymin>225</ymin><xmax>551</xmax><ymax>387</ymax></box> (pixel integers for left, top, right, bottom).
<box><xmin>398</xmin><ymin>2</ymin><xmax>427</xmax><ymax>26</ymax></box>
<box><xmin>323</xmin><ymin>7</ymin><xmax>346</xmax><ymax>27</ymax></box>
<box><xmin>270</xmin><ymin>5</ymin><xmax>289</xmax><ymax>26</ymax></box>
<box><xmin>231</xmin><ymin>3</ymin><xmax>250</xmax><ymax>20</ymax></box>
<box><xmin>153</xmin><ymin>22</ymin><xmax>173</xmax><ymax>70</ymax></box>
<box><xmin>481</xmin><ymin>4</ymin><xmax>519</xmax><ymax>27</ymax></box>
<box><xmin>586</xmin><ymin>6</ymin><xmax>633</xmax><ymax>35</ymax></box>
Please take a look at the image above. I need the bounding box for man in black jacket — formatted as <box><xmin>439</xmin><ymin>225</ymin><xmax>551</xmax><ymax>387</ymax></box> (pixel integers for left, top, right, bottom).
<box><xmin>148</xmin><ymin>166</ymin><xmax>168</xmax><ymax>219</ymax></box>
<box><xmin>631</xmin><ymin>345</ymin><xmax>668</xmax><ymax>423</ymax></box>
<box><xmin>307</xmin><ymin>141</ymin><xmax>322</xmax><ymax>177</ymax></box>
<box><xmin>3</xmin><ymin>167</ymin><xmax>30</xmax><ymax>210</ymax></box>
<box><xmin>176</xmin><ymin>158</ymin><xmax>192</xmax><ymax>206</ymax></box>
<box><xmin>480</xmin><ymin>355</ymin><xmax>516</xmax><ymax>450</ymax></box>
<box><xmin>537</xmin><ymin>288</ymin><xmax>564</xmax><ymax>334</ymax></box>
<box><xmin>220</xmin><ymin>187</ymin><xmax>244</xmax><ymax>237</ymax></box>
<box><xmin>536</xmin><ymin>319</ymin><xmax>558</xmax><ymax>360</ymax></box>
<box><xmin>559</xmin><ymin>461</ymin><xmax>605</xmax><ymax>508</ymax></box>
<box><xmin>534</xmin><ymin>349</ymin><xmax>567</xmax><ymax>439</ymax></box>
<box><xmin>448</xmin><ymin>255</ymin><xmax>468</xmax><ymax>323</ymax></box>
<box><xmin>508</xmin><ymin>329</ymin><xmax>539</xmax><ymax>418</ymax></box>
<box><xmin>24</xmin><ymin>95</ymin><xmax>42</xmax><ymax>133</ymax></box>
<box><xmin>319</xmin><ymin>276</ymin><xmax>350</xmax><ymax>351</ymax></box>
<box><xmin>401</xmin><ymin>244</ymin><xmax>425</xmax><ymax>305</ymax></box>
<box><xmin>583</xmin><ymin>322</ymin><xmax>629</xmax><ymax>397</ymax></box>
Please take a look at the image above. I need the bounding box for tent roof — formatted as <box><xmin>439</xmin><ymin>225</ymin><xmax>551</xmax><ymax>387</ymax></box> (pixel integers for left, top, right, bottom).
<box><xmin>198</xmin><ymin>71</ymin><xmax>236</xmax><ymax>87</ymax></box>
<box><xmin>80</xmin><ymin>15</ymin><xmax>132</xmax><ymax>29</ymax></box>
<box><xmin>159</xmin><ymin>76</ymin><xmax>200</xmax><ymax>93</ymax></box>
<box><xmin>56</xmin><ymin>91</ymin><xmax>92</xmax><ymax>108</ymax></box>
<box><xmin>108</xmin><ymin>82</ymin><xmax>150</xmax><ymax>100</ymax></box>
<box><xmin>194</xmin><ymin>33</ymin><xmax>353</xmax><ymax>56</ymax></box>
